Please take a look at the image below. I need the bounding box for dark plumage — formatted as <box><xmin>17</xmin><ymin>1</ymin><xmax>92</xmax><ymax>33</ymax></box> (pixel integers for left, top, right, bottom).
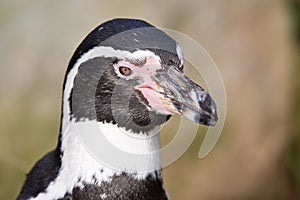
<box><xmin>18</xmin><ymin>150</ymin><xmax>61</xmax><ymax>199</ymax></box>
<box><xmin>61</xmin><ymin>172</ymin><xmax>168</xmax><ymax>200</ymax></box>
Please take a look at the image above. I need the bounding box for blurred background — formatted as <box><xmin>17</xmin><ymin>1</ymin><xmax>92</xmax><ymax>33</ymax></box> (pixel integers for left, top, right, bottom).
<box><xmin>0</xmin><ymin>0</ymin><xmax>300</xmax><ymax>199</ymax></box>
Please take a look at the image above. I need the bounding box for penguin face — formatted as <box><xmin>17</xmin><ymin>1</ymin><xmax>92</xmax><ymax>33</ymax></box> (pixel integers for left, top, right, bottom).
<box><xmin>66</xmin><ymin>19</ymin><xmax>217</xmax><ymax>133</ymax></box>
<box><xmin>111</xmin><ymin>50</ymin><xmax>176</xmax><ymax>115</ymax></box>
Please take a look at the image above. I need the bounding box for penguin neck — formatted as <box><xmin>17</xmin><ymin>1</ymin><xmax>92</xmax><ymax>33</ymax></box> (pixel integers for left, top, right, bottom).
<box><xmin>32</xmin><ymin>120</ymin><xmax>164</xmax><ymax>200</ymax></box>
<box><xmin>59</xmin><ymin>116</ymin><xmax>163</xmax><ymax>183</ymax></box>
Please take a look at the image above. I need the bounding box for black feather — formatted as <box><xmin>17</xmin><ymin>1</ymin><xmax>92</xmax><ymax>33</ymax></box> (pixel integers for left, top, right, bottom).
<box><xmin>17</xmin><ymin>149</ymin><xmax>61</xmax><ymax>200</ymax></box>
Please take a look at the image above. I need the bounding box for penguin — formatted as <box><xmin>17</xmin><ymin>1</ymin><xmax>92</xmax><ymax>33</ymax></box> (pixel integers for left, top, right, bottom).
<box><xmin>17</xmin><ymin>18</ymin><xmax>217</xmax><ymax>200</ymax></box>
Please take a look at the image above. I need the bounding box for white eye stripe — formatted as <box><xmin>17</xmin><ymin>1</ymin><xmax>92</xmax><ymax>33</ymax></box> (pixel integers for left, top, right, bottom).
<box><xmin>66</xmin><ymin>47</ymin><xmax>161</xmax><ymax>93</ymax></box>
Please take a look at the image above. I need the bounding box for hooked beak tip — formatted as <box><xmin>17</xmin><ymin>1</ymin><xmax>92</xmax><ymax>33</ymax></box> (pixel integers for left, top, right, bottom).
<box><xmin>194</xmin><ymin>110</ymin><xmax>218</xmax><ymax>126</ymax></box>
<box><xmin>197</xmin><ymin>92</ymin><xmax>218</xmax><ymax>126</ymax></box>
<box><xmin>180</xmin><ymin>90</ymin><xmax>218</xmax><ymax>126</ymax></box>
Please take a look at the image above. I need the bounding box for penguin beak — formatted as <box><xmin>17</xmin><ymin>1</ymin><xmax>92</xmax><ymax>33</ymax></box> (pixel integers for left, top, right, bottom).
<box><xmin>135</xmin><ymin>66</ymin><xmax>218</xmax><ymax>126</ymax></box>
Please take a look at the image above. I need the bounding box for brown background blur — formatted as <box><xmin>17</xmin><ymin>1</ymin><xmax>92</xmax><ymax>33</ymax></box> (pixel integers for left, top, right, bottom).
<box><xmin>1</xmin><ymin>0</ymin><xmax>300</xmax><ymax>199</ymax></box>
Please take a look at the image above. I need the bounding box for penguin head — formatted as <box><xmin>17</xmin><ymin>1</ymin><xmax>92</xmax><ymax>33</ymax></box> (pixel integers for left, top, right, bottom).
<box><xmin>64</xmin><ymin>18</ymin><xmax>218</xmax><ymax>133</ymax></box>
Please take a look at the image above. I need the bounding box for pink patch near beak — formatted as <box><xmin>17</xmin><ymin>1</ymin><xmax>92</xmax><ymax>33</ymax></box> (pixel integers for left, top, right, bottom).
<box><xmin>135</xmin><ymin>84</ymin><xmax>173</xmax><ymax>115</ymax></box>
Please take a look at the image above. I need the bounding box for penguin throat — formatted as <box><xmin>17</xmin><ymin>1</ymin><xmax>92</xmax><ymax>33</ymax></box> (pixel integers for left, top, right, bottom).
<box><xmin>60</xmin><ymin>120</ymin><xmax>163</xmax><ymax>177</ymax></box>
<box><xmin>32</xmin><ymin>120</ymin><xmax>163</xmax><ymax>200</ymax></box>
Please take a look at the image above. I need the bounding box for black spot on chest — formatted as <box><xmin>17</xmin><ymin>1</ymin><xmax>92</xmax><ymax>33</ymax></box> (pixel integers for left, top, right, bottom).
<box><xmin>60</xmin><ymin>173</ymin><xmax>168</xmax><ymax>200</ymax></box>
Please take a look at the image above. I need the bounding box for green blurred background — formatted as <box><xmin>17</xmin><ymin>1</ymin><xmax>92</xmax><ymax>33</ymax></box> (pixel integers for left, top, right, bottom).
<box><xmin>1</xmin><ymin>0</ymin><xmax>300</xmax><ymax>199</ymax></box>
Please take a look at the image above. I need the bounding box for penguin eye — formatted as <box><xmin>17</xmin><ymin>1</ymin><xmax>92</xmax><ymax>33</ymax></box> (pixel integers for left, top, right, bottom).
<box><xmin>119</xmin><ymin>66</ymin><xmax>132</xmax><ymax>76</ymax></box>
